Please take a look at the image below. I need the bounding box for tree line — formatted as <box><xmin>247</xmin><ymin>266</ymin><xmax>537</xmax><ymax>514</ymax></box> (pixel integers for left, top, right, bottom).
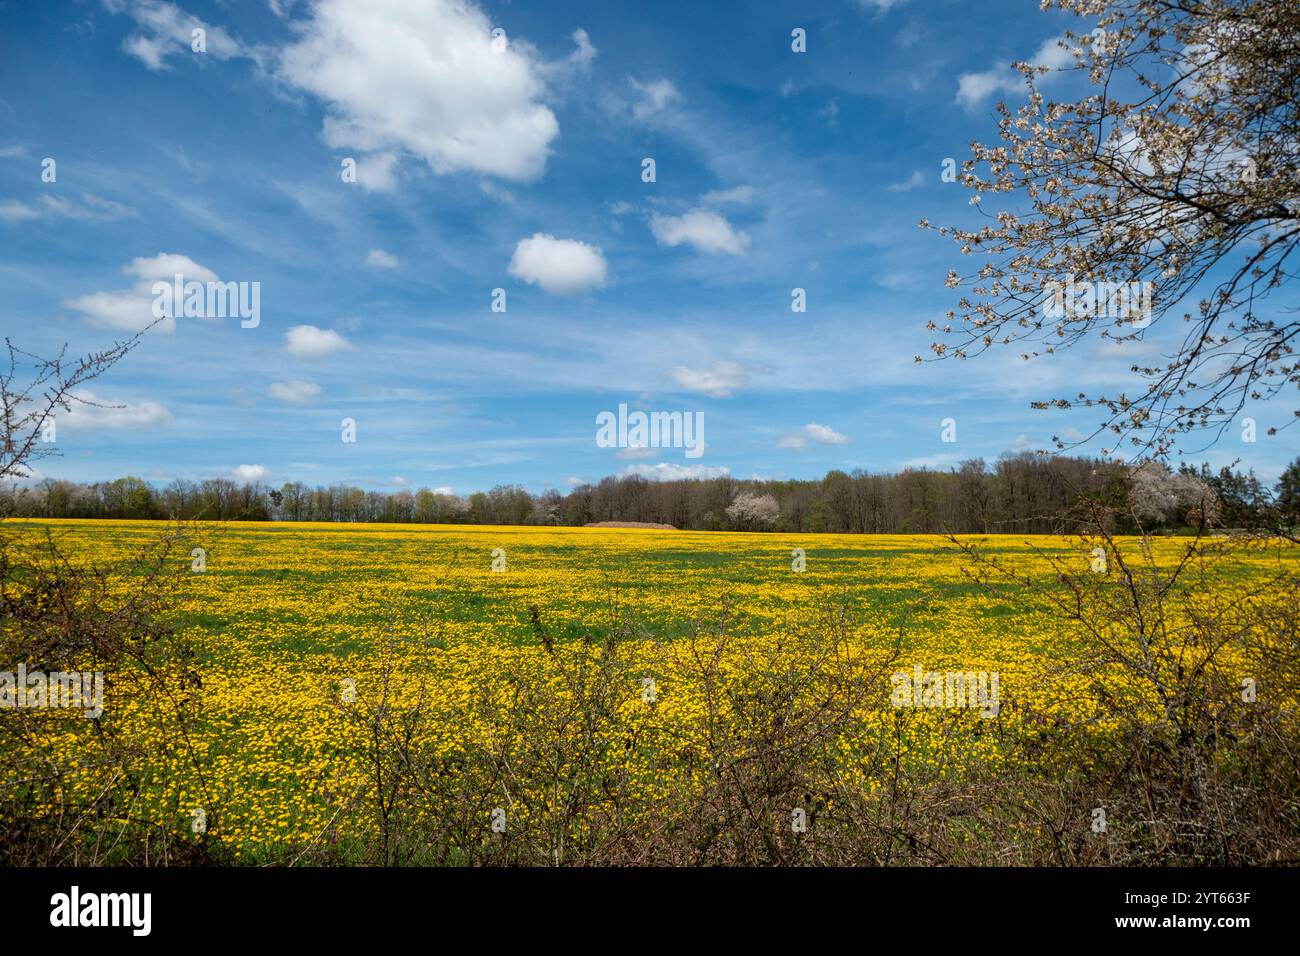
<box><xmin>6</xmin><ymin>452</ymin><xmax>1297</xmax><ymax>534</ymax></box>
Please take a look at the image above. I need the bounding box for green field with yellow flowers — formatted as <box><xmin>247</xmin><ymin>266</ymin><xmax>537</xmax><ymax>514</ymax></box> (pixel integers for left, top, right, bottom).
<box><xmin>4</xmin><ymin>520</ymin><xmax>1295</xmax><ymax>864</ymax></box>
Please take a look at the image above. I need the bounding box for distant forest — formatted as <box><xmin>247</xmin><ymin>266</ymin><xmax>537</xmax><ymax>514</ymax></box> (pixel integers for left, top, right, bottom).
<box><xmin>6</xmin><ymin>452</ymin><xmax>1298</xmax><ymax>534</ymax></box>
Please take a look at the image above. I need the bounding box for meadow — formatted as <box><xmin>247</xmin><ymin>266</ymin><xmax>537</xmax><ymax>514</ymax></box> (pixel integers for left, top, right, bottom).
<box><xmin>3</xmin><ymin>519</ymin><xmax>1297</xmax><ymax>865</ymax></box>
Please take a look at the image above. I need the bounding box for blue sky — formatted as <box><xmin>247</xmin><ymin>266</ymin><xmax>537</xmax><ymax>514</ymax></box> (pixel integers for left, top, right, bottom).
<box><xmin>1</xmin><ymin>0</ymin><xmax>1294</xmax><ymax>494</ymax></box>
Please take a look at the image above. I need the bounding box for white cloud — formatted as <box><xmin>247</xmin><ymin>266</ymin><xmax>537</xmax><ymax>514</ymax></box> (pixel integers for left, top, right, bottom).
<box><xmin>432</xmin><ymin>485</ymin><xmax>454</xmax><ymax>496</ymax></box>
<box><xmin>650</xmin><ymin>208</ymin><xmax>750</xmax><ymax>255</ymax></box>
<box><xmin>285</xmin><ymin>325</ymin><xmax>356</xmax><ymax>360</ymax></box>
<box><xmin>127</xmin><ymin>252</ymin><xmax>218</xmax><ymax>283</ymax></box>
<box><xmin>267</xmin><ymin>380</ymin><xmax>321</xmax><ymax>404</ymax></box>
<box><xmin>1101</xmin><ymin>129</ymin><xmax>1158</xmax><ymax>179</ymax></box>
<box><xmin>628</xmin><ymin>77</ymin><xmax>681</xmax><ymax>119</ymax></box>
<box><xmin>805</xmin><ymin>423</ymin><xmax>850</xmax><ymax>444</ymax></box>
<box><xmin>366</xmin><ymin>248</ymin><xmax>400</xmax><ymax>269</ymax></box>
<box><xmin>58</xmin><ymin>389</ymin><xmax>173</xmax><ymax>430</ymax></box>
<box><xmin>700</xmin><ymin>185</ymin><xmax>755</xmax><ymax>206</ymax></box>
<box><xmin>109</xmin><ymin>0</ymin><xmax>246</xmax><ymax>70</ymax></box>
<box><xmin>389</xmin><ymin>475</ymin><xmax>408</xmax><ymax>486</ymax></box>
<box><xmin>65</xmin><ymin>288</ymin><xmax>162</xmax><ymax>332</ymax></box>
<box><xmin>858</xmin><ymin>0</ymin><xmax>909</xmax><ymax>12</ymax></box>
<box><xmin>8</xmin><ymin>462</ymin><xmax>45</xmax><ymax>482</ymax></box>
<box><xmin>231</xmin><ymin>464</ymin><xmax>267</xmax><ymax>481</ymax></box>
<box><xmin>779</xmin><ymin>423</ymin><xmax>850</xmax><ymax>448</ymax></box>
<box><xmin>665</xmin><ymin>361</ymin><xmax>751</xmax><ymax>398</ymax></box>
<box><xmin>508</xmin><ymin>233</ymin><xmax>607</xmax><ymax>295</ymax></box>
<box><xmin>278</xmin><ymin>0</ymin><xmax>560</xmax><ymax>182</ymax></box>
<box><xmin>621</xmin><ymin>462</ymin><xmax>731</xmax><ymax>481</ymax></box>
<box><xmin>1031</xmin><ymin>36</ymin><xmax>1074</xmax><ymax>72</ymax></box>
<box><xmin>955</xmin><ymin>68</ymin><xmax>1019</xmax><ymax>108</ymax></box>
<box><xmin>956</xmin><ymin>37</ymin><xmax>1070</xmax><ymax>108</ymax></box>
<box><xmin>63</xmin><ymin>252</ymin><xmax>217</xmax><ymax>333</ymax></box>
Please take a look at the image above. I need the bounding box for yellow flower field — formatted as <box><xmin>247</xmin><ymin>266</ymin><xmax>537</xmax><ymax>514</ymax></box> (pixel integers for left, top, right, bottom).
<box><xmin>3</xmin><ymin>519</ymin><xmax>1296</xmax><ymax>863</ymax></box>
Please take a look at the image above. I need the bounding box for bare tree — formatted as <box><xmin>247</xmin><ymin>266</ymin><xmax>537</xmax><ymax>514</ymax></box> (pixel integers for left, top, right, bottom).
<box><xmin>0</xmin><ymin>327</ymin><xmax>219</xmax><ymax>864</ymax></box>
<box><xmin>1</xmin><ymin>330</ymin><xmax>152</xmax><ymax>484</ymax></box>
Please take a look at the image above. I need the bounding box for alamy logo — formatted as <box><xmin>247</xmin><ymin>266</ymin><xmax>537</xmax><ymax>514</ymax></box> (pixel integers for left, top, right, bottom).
<box><xmin>1043</xmin><ymin>276</ymin><xmax>1152</xmax><ymax>329</ymax></box>
<box><xmin>596</xmin><ymin>403</ymin><xmax>704</xmax><ymax>459</ymax></box>
<box><xmin>151</xmin><ymin>274</ymin><xmax>261</xmax><ymax>328</ymax></box>
<box><xmin>0</xmin><ymin>665</ymin><xmax>103</xmax><ymax>718</ymax></box>
<box><xmin>891</xmin><ymin>664</ymin><xmax>1000</xmax><ymax>718</ymax></box>
<box><xmin>50</xmin><ymin>886</ymin><xmax>151</xmax><ymax>936</ymax></box>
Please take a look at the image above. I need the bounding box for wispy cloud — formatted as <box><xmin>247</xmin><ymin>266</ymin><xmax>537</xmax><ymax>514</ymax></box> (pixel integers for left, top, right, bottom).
<box><xmin>628</xmin><ymin>77</ymin><xmax>681</xmax><ymax>120</ymax></box>
<box><xmin>885</xmin><ymin>170</ymin><xmax>925</xmax><ymax>193</ymax></box>
<box><xmin>108</xmin><ymin>0</ymin><xmax>249</xmax><ymax>70</ymax></box>
<box><xmin>0</xmin><ymin>193</ymin><xmax>135</xmax><ymax>223</ymax></box>
<box><xmin>365</xmin><ymin>248</ymin><xmax>400</xmax><ymax>270</ymax></box>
